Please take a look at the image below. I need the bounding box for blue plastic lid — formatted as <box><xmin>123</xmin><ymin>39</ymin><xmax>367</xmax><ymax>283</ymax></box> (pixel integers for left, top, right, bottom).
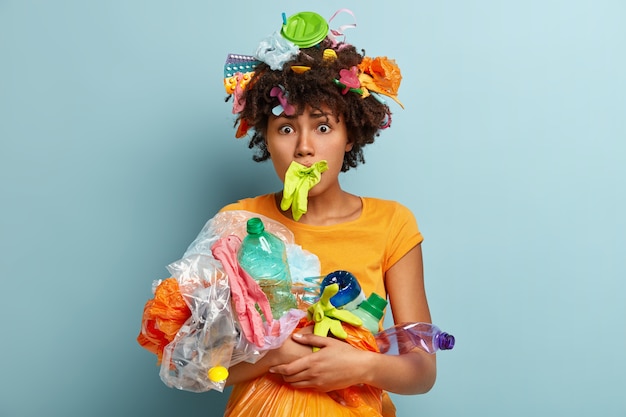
<box><xmin>320</xmin><ymin>270</ymin><xmax>362</xmax><ymax>308</ymax></box>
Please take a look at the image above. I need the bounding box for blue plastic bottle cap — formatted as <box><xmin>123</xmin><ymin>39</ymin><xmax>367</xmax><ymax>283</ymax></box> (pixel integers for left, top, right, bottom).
<box><xmin>281</xmin><ymin>11</ymin><xmax>329</xmax><ymax>48</ymax></box>
<box><xmin>320</xmin><ymin>270</ymin><xmax>362</xmax><ymax>308</ymax></box>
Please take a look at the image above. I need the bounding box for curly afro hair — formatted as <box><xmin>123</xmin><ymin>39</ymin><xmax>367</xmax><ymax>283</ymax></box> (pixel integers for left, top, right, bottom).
<box><xmin>233</xmin><ymin>37</ymin><xmax>393</xmax><ymax>172</ymax></box>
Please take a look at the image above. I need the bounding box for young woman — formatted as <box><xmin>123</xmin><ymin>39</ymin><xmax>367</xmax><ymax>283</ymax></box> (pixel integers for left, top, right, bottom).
<box><xmin>218</xmin><ymin>11</ymin><xmax>437</xmax><ymax>417</ymax></box>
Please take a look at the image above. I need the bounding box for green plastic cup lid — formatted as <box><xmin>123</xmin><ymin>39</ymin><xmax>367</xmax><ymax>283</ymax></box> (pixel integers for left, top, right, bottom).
<box><xmin>281</xmin><ymin>11</ymin><xmax>329</xmax><ymax>48</ymax></box>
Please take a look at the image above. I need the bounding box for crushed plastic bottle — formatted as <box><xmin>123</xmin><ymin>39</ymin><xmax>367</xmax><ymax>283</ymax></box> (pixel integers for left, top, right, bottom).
<box><xmin>375</xmin><ymin>322</ymin><xmax>455</xmax><ymax>355</ymax></box>
<box><xmin>237</xmin><ymin>217</ymin><xmax>297</xmax><ymax>319</ymax></box>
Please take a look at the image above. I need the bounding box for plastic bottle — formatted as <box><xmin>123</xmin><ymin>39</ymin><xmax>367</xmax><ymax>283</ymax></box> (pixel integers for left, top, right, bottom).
<box><xmin>352</xmin><ymin>293</ymin><xmax>388</xmax><ymax>333</ymax></box>
<box><xmin>237</xmin><ymin>217</ymin><xmax>297</xmax><ymax>319</ymax></box>
<box><xmin>375</xmin><ymin>322</ymin><xmax>455</xmax><ymax>355</ymax></box>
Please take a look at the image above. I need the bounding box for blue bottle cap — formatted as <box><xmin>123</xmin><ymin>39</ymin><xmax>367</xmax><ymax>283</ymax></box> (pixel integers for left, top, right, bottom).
<box><xmin>320</xmin><ymin>270</ymin><xmax>362</xmax><ymax>308</ymax></box>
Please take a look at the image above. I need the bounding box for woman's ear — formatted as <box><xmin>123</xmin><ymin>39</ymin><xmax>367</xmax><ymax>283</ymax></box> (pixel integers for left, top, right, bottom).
<box><xmin>344</xmin><ymin>132</ymin><xmax>354</xmax><ymax>152</ymax></box>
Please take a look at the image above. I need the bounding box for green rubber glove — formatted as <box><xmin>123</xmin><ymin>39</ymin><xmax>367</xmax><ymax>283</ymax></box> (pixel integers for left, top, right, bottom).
<box><xmin>307</xmin><ymin>283</ymin><xmax>363</xmax><ymax>352</ymax></box>
<box><xmin>280</xmin><ymin>160</ymin><xmax>329</xmax><ymax>221</ymax></box>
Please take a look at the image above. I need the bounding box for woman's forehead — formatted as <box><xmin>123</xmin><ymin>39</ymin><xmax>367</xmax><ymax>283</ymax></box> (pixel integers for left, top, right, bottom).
<box><xmin>269</xmin><ymin>105</ymin><xmax>343</xmax><ymax>121</ymax></box>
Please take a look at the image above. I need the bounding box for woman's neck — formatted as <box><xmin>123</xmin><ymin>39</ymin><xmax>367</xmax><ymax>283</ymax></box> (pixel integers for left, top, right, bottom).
<box><xmin>274</xmin><ymin>189</ymin><xmax>362</xmax><ymax>226</ymax></box>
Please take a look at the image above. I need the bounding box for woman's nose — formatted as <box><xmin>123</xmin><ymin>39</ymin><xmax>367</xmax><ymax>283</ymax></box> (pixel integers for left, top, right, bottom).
<box><xmin>295</xmin><ymin>132</ymin><xmax>314</xmax><ymax>157</ymax></box>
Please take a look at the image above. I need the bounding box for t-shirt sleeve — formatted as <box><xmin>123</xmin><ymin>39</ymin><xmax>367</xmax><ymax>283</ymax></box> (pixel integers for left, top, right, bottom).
<box><xmin>218</xmin><ymin>195</ymin><xmax>272</xmax><ymax>215</ymax></box>
<box><xmin>219</xmin><ymin>202</ymin><xmax>244</xmax><ymax>212</ymax></box>
<box><xmin>384</xmin><ymin>202</ymin><xmax>423</xmax><ymax>271</ymax></box>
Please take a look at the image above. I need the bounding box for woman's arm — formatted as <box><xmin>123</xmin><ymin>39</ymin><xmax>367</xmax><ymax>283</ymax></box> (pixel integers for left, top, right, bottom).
<box><xmin>378</xmin><ymin>243</ymin><xmax>437</xmax><ymax>393</ymax></box>
<box><xmin>268</xmin><ymin>244</ymin><xmax>437</xmax><ymax>394</ymax></box>
<box><xmin>224</xmin><ymin>325</ymin><xmax>315</xmax><ymax>386</ymax></box>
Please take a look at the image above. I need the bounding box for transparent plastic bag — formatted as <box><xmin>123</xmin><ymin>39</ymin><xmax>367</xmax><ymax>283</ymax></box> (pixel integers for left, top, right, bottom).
<box><xmin>229</xmin><ymin>308</ymin><xmax>306</xmax><ymax>366</ymax></box>
<box><xmin>156</xmin><ymin>253</ymin><xmax>305</xmax><ymax>393</ymax></box>
<box><xmin>159</xmin><ymin>254</ymin><xmax>236</xmax><ymax>393</ymax></box>
<box><xmin>138</xmin><ymin>210</ymin><xmax>318</xmax><ymax>393</ymax></box>
<box><xmin>184</xmin><ymin>210</ymin><xmax>295</xmax><ymax>258</ymax></box>
<box><xmin>286</xmin><ymin>243</ymin><xmax>321</xmax><ymax>284</ymax></box>
<box><xmin>185</xmin><ymin>210</ymin><xmax>320</xmax><ymax>281</ymax></box>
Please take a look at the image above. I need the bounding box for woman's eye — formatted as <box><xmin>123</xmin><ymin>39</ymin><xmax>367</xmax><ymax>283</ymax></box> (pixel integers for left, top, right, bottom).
<box><xmin>279</xmin><ymin>125</ymin><xmax>294</xmax><ymax>134</ymax></box>
<box><xmin>318</xmin><ymin>124</ymin><xmax>331</xmax><ymax>133</ymax></box>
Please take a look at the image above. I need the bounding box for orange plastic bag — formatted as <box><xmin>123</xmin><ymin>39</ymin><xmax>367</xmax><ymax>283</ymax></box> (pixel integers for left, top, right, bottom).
<box><xmin>224</xmin><ymin>320</ymin><xmax>384</xmax><ymax>417</ymax></box>
<box><xmin>137</xmin><ymin>278</ymin><xmax>191</xmax><ymax>364</ymax></box>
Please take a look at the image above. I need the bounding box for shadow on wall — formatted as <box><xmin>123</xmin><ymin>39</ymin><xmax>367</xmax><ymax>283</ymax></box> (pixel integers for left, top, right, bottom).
<box><xmin>129</xmin><ymin>368</ymin><xmax>233</xmax><ymax>417</ymax></box>
<box><xmin>127</xmin><ymin>128</ymin><xmax>278</xmax><ymax>417</ymax></box>
<box><xmin>200</xmin><ymin>137</ymin><xmax>281</xmax><ymax>214</ymax></box>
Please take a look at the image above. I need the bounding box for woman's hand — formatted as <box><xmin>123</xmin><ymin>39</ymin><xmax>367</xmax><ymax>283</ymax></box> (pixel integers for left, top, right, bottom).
<box><xmin>268</xmin><ymin>332</ymin><xmax>373</xmax><ymax>392</ymax></box>
<box><xmin>224</xmin><ymin>325</ymin><xmax>314</xmax><ymax>386</ymax></box>
<box><xmin>272</xmin><ymin>243</ymin><xmax>438</xmax><ymax>395</ymax></box>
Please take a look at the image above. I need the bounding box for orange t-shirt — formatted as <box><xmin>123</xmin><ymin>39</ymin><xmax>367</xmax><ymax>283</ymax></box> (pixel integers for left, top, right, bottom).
<box><xmin>221</xmin><ymin>193</ymin><xmax>423</xmax><ymax>416</ymax></box>
<box><xmin>220</xmin><ymin>193</ymin><xmax>423</xmax><ymax>301</ymax></box>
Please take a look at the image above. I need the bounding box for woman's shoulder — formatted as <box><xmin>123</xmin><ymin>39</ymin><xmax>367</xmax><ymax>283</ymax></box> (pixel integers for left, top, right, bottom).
<box><xmin>361</xmin><ymin>196</ymin><xmax>414</xmax><ymax>217</ymax></box>
<box><xmin>361</xmin><ymin>197</ymin><xmax>423</xmax><ymax>245</ymax></box>
<box><xmin>219</xmin><ymin>193</ymin><xmax>276</xmax><ymax>213</ymax></box>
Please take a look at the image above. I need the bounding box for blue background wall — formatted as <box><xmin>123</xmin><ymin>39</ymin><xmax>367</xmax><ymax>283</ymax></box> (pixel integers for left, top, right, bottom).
<box><xmin>1</xmin><ymin>1</ymin><xmax>625</xmax><ymax>416</ymax></box>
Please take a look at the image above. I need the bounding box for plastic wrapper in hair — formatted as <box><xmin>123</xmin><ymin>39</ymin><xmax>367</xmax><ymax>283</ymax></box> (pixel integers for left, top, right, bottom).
<box><xmin>255</xmin><ymin>31</ymin><xmax>299</xmax><ymax>70</ymax></box>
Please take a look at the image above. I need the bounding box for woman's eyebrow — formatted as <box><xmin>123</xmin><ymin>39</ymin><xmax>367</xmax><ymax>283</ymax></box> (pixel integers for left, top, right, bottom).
<box><xmin>309</xmin><ymin>110</ymin><xmax>333</xmax><ymax>120</ymax></box>
<box><xmin>272</xmin><ymin>114</ymin><xmax>296</xmax><ymax>121</ymax></box>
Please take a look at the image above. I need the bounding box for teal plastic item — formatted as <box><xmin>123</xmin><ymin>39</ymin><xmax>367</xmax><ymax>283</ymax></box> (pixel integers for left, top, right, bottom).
<box><xmin>237</xmin><ymin>218</ymin><xmax>297</xmax><ymax>319</ymax></box>
<box><xmin>280</xmin><ymin>11</ymin><xmax>329</xmax><ymax>48</ymax></box>
<box><xmin>224</xmin><ymin>53</ymin><xmax>261</xmax><ymax>78</ymax></box>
